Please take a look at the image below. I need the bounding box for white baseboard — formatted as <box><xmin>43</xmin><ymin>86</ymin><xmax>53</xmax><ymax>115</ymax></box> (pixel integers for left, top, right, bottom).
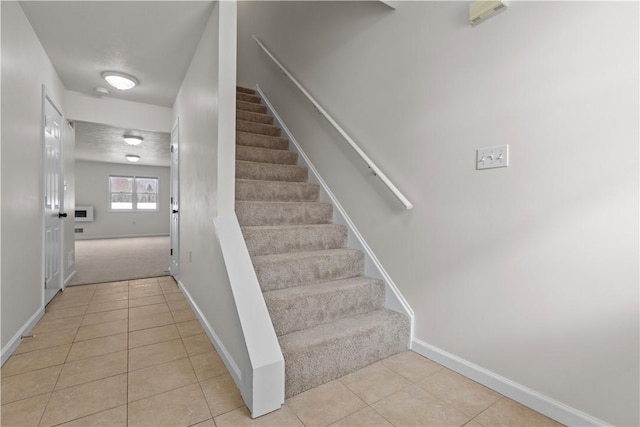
<box><xmin>1</xmin><ymin>308</ymin><xmax>45</xmax><ymax>366</ymax></box>
<box><xmin>412</xmin><ymin>338</ymin><xmax>608</xmax><ymax>427</ymax></box>
<box><xmin>256</xmin><ymin>85</ymin><xmax>415</xmax><ymax>346</ymax></box>
<box><xmin>63</xmin><ymin>270</ymin><xmax>76</xmax><ymax>288</ymax></box>
<box><xmin>176</xmin><ymin>279</ymin><xmax>242</xmax><ymax>386</ymax></box>
<box><xmin>75</xmin><ymin>233</ymin><xmax>169</xmax><ymax>240</ymax></box>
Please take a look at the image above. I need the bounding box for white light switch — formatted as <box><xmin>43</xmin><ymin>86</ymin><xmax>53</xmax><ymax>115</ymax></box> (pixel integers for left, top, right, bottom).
<box><xmin>477</xmin><ymin>145</ymin><xmax>509</xmax><ymax>170</ymax></box>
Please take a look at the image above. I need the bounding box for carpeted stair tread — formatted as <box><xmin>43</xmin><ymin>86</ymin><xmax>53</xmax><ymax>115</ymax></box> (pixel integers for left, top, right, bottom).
<box><xmin>265</xmin><ymin>277</ymin><xmax>384</xmax><ymax>336</ymax></box>
<box><xmin>236</xmin><ymin>179</ymin><xmax>320</xmax><ymax>202</ymax></box>
<box><xmin>237</xmin><ymin>109</ymin><xmax>274</xmax><ymax>125</ymax></box>
<box><xmin>236</xmin><ymin>145</ymin><xmax>298</xmax><ymax>165</ymax></box>
<box><xmin>252</xmin><ymin>249</ymin><xmax>364</xmax><ymax>292</ymax></box>
<box><xmin>237</xmin><ymin>92</ymin><xmax>262</xmax><ymax>104</ymax></box>
<box><xmin>237</xmin><ymin>100</ymin><xmax>267</xmax><ymax>114</ymax></box>
<box><xmin>236</xmin><ymin>201</ymin><xmax>333</xmax><ymax>226</ymax></box>
<box><xmin>279</xmin><ymin>309</ymin><xmax>409</xmax><ymax>397</ymax></box>
<box><xmin>237</xmin><ymin>131</ymin><xmax>289</xmax><ymax>150</ymax></box>
<box><xmin>236</xmin><ymin>120</ymin><xmax>281</xmax><ymax>137</ymax></box>
<box><xmin>236</xmin><ymin>86</ymin><xmax>256</xmax><ymax>95</ymax></box>
<box><xmin>241</xmin><ymin>224</ymin><xmax>347</xmax><ymax>256</ymax></box>
<box><xmin>233</xmin><ymin>89</ymin><xmax>409</xmax><ymax>399</ymax></box>
<box><xmin>236</xmin><ymin>160</ymin><xmax>308</xmax><ymax>182</ymax></box>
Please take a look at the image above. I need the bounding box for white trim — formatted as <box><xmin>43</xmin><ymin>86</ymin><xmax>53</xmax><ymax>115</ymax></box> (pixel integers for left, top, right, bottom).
<box><xmin>75</xmin><ymin>233</ymin><xmax>169</xmax><ymax>240</ymax></box>
<box><xmin>63</xmin><ymin>270</ymin><xmax>76</xmax><ymax>288</ymax></box>
<box><xmin>1</xmin><ymin>308</ymin><xmax>45</xmax><ymax>366</ymax></box>
<box><xmin>213</xmin><ymin>214</ymin><xmax>285</xmax><ymax>418</ymax></box>
<box><xmin>412</xmin><ymin>338</ymin><xmax>609</xmax><ymax>427</ymax></box>
<box><xmin>177</xmin><ymin>279</ymin><xmax>243</xmax><ymax>384</ymax></box>
<box><xmin>257</xmin><ymin>86</ymin><xmax>415</xmax><ymax>347</ymax></box>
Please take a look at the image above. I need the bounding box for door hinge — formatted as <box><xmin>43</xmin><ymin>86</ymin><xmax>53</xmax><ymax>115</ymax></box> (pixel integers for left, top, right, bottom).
<box><xmin>170</xmin><ymin>248</ymin><xmax>173</xmax><ymax>256</ymax></box>
<box><xmin>171</xmin><ymin>145</ymin><xmax>174</xmax><ymax>153</ymax></box>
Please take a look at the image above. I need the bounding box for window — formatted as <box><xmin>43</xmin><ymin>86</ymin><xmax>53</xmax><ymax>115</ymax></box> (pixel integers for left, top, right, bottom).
<box><xmin>109</xmin><ymin>175</ymin><xmax>158</xmax><ymax>211</ymax></box>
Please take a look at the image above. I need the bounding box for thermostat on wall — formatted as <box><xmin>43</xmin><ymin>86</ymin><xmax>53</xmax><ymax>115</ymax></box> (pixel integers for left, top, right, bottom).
<box><xmin>470</xmin><ymin>0</ymin><xmax>507</xmax><ymax>26</ymax></box>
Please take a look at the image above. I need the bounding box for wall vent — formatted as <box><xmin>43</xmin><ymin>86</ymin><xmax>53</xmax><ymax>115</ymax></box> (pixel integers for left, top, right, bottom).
<box><xmin>75</xmin><ymin>206</ymin><xmax>94</xmax><ymax>222</ymax></box>
<box><xmin>75</xmin><ymin>228</ymin><xmax>84</xmax><ymax>233</ymax></box>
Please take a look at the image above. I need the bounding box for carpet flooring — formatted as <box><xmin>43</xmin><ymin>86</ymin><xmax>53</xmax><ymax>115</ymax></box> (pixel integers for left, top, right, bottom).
<box><xmin>235</xmin><ymin>86</ymin><xmax>409</xmax><ymax>397</ymax></box>
<box><xmin>70</xmin><ymin>237</ymin><xmax>170</xmax><ymax>286</ymax></box>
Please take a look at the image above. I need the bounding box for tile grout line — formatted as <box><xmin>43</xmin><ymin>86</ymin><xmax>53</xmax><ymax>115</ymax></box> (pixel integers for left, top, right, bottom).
<box><xmin>37</xmin><ymin>285</ymin><xmax>97</xmax><ymax>426</ymax></box>
<box><xmin>126</xmin><ymin>279</ymin><xmax>131</xmax><ymax>427</ymax></box>
<box><xmin>185</xmin><ymin>340</ymin><xmax>215</xmax><ymax>424</ymax></box>
<box><xmin>334</xmin><ymin>377</ymin><xmax>398</xmax><ymax>427</ymax></box>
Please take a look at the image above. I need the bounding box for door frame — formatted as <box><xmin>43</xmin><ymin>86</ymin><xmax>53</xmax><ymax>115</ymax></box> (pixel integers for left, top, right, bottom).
<box><xmin>42</xmin><ymin>86</ymin><xmax>65</xmax><ymax>305</ymax></box>
<box><xmin>170</xmin><ymin>118</ymin><xmax>180</xmax><ymax>279</ymax></box>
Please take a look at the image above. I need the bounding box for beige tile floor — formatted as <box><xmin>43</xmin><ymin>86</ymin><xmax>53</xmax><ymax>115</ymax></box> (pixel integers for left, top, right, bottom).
<box><xmin>1</xmin><ymin>277</ymin><xmax>563</xmax><ymax>427</ymax></box>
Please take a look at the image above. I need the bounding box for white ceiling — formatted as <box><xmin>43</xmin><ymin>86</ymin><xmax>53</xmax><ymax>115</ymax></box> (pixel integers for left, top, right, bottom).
<box><xmin>20</xmin><ymin>1</ymin><xmax>214</xmax><ymax>108</ymax></box>
<box><xmin>20</xmin><ymin>1</ymin><xmax>214</xmax><ymax>166</ymax></box>
<box><xmin>74</xmin><ymin>121</ymin><xmax>170</xmax><ymax>167</ymax></box>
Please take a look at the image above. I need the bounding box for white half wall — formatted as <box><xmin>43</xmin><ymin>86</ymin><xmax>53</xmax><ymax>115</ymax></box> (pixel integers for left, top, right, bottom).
<box><xmin>237</xmin><ymin>1</ymin><xmax>639</xmax><ymax>425</ymax></box>
<box><xmin>1</xmin><ymin>1</ymin><xmax>67</xmax><ymax>354</ymax></box>
<box><xmin>74</xmin><ymin>160</ymin><xmax>170</xmax><ymax>239</ymax></box>
<box><xmin>65</xmin><ymin>90</ymin><xmax>173</xmax><ymax>133</ymax></box>
<box><xmin>173</xmin><ymin>0</ymin><xmax>255</xmax><ymax>413</ymax></box>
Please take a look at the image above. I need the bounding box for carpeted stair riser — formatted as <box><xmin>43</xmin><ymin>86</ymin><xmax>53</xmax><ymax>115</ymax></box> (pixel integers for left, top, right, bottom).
<box><xmin>241</xmin><ymin>224</ymin><xmax>347</xmax><ymax>256</ymax></box>
<box><xmin>237</xmin><ymin>132</ymin><xmax>289</xmax><ymax>151</ymax></box>
<box><xmin>280</xmin><ymin>309</ymin><xmax>410</xmax><ymax>397</ymax></box>
<box><xmin>234</xmin><ymin>86</ymin><xmax>409</xmax><ymax>398</ymax></box>
<box><xmin>236</xmin><ymin>86</ymin><xmax>256</xmax><ymax>95</ymax></box>
<box><xmin>236</xmin><ymin>180</ymin><xmax>320</xmax><ymax>202</ymax></box>
<box><xmin>237</xmin><ymin>100</ymin><xmax>267</xmax><ymax>114</ymax></box>
<box><xmin>237</xmin><ymin>120</ymin><xmax>282</xmax><ymax>137</ymax></box>
<box><xmin>265</xmin><ymin>277</ymin><xmax>385</xmax><ymax>336</ymax></box>
<box><xmin>236</xmin><ymin>145</ymin><xmax>298</xmax><ymax>166</ymax></box>
<box><xmin>237</xmin><ymin>92</ymin><xmax>262</xmax><ymax>104</ymax></box>
<box><xmin>236</xmin><ymin>201</ymin><xmax>333</xmax><ymax>227</ymax></box>
<box><xmin>236</xmin><ymin>161</ymin><xmax>308</xmax><ymax>183</ymax></box>
<box><xmin>237</xmin><ymin>110</ymin><xmax>274</xmax><ymax>125</ymax></box>
<box><xmin>252</xmin><ymin>249</ymin><xmax>364</xmax><ymax>292</ymax></box>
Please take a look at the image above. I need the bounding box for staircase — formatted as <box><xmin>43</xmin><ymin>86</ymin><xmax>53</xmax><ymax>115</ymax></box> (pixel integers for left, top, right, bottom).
<box><xmin>235</xmin><ymin>86</ymin><xmax>410</xmax><ymax>398</ymax></box>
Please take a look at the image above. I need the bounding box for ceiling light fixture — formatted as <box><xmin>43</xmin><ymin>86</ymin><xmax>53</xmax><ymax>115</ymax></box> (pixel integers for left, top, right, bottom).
<box><xmin>123</xmin><ymin>135</ymin><xmax>143</xmax><ymax>146</ymax></box>
<box><xmin>102</xmin><ymin>71</ymin><xmax>138</xmax><ymax>91</ymax></box>
<box><xmin>125</xmin><ymin>154</ymin><xmax>140</xmax><ymax>163</ymax></box>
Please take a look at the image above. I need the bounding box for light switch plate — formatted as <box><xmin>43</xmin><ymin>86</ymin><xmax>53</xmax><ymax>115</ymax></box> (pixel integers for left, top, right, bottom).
<box><xmin>477</xmin><ymin>145</ymin><xmax>509</xmax><ymax>170</ymax></box>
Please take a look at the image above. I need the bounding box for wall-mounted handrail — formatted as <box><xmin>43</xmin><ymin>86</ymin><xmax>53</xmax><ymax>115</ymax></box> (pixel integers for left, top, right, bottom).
<box><xmin>252</xmin><ymin>35</ymin><xmax>413</xmax><ymax>210</ymax></box>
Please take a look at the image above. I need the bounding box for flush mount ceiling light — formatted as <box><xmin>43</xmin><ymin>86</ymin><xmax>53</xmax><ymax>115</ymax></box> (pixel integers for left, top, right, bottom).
<box><xmin>125</xmin><ymin>154</ymin><xmax>140</xmax><ymax>162</ymax></box>
<box><xmin>102</xmin><ymin>71</ymin><xmax>138</xmax><ymax>91</ymax></box>
<box><xmin>123</xmin><ymin>135</ymin><xmax>143</xmax><ymax>146</ymax></box>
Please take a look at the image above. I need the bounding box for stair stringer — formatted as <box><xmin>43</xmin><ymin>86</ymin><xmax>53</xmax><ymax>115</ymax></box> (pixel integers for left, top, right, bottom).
<box><xmin>256</xmin><ymin>85</ymin><xmax>414</xmax><ymax>348</ymax></box>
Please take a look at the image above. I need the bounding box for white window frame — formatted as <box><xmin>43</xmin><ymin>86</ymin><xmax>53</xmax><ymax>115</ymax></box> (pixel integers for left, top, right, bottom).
<box><xmin>108</xmin><ymin>175</ymin><xmax>160</xmax><ymax>212</ymax></box>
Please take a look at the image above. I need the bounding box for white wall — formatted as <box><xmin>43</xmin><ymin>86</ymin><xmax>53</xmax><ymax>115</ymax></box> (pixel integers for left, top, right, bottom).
<box><xmin>1</xmin><ymin>2</ymin><xmax>68</xmax><ymax>353</ymax></box>
<box><xmin>173</xmin><ymin>0</ymin><xmax>251</xmax><ymax>404</ymax></box>
<box><xmin>74</xmin><ymin>160</ymin><xmax>169</xmax><ymax>239</ymax></box>
<box><xmin>237</xmin><ymin>1</ymin><xmax>639</xmax><ymax>425</ymax></box>
<box><xmin>66</xmin><ymin>90</ymin><xmax>173</xmax><ymax>133</ymax></box>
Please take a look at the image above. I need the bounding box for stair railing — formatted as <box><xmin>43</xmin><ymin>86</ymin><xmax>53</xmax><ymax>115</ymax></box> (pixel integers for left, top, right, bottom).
<box><xmin>252</xmin><ymin>35</ymin><xmax>413</xmax><ymax>210</ymax></box>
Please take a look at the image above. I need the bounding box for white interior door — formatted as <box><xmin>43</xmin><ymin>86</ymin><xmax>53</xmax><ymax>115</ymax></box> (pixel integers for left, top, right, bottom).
<box><xmin>43</xmin><ymin>91</ymin><xmax>65</xmax><ymax>304</ymax></box>
<box><xmin>170</xmin><ymin>120</ymin><xmax>180</xmax><ymax>279</ymax></box>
